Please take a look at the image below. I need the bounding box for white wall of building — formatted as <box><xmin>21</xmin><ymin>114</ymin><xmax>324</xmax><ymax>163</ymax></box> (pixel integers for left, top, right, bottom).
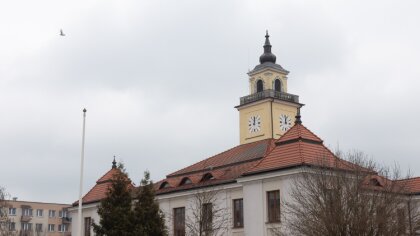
<box><xmin>68</xmin><ymin>203</ymin><xmax>100</xmax><ymax>236</ymax></box>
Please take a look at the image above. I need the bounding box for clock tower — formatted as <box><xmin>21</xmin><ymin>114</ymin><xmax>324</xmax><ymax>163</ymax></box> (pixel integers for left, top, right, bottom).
<box><xmin>236</xmin><ymin>31</ymin><xmax>303</xmax><ymax>144</ymax></box>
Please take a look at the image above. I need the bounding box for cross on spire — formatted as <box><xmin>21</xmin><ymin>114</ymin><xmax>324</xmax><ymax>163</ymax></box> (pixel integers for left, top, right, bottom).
<box><xmin>112</xmin><ymin>156</ymin><xmax>117</xmax><ymax>169</ymax></box>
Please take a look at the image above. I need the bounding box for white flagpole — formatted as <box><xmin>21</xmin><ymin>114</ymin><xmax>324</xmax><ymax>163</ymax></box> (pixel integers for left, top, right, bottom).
<box><xmin>78</xmin><ymin>108</ymin><xmax>87</xmax><ymax>236</ymax></box>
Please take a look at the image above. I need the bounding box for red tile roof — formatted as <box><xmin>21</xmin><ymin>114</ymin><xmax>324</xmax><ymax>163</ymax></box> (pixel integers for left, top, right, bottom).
<box><xmin>245</xmin><ymin>123</ymin><xmax>356</xmax><ymax>175</ymax></box>
<box><xmin>157</xmin><ymin>123</ymin><xmax>369</xmax><ymax>195</ymax></box>
<box><xmin>168</xmin><ymin>139</ymin><xmax>276</xmax><ymax>177</ymax></box>
<box><xmin>396</xmin><ymin>177</ymin><xmax>420</xmax><ymax>194</ymax></box>
<box><xmin>73</xmin><ymin>167</ymin><xmax>133</xmax><ymax>206</ymax></box>
<box><xmin>156</xmin><ymin>139</ymin><xmax>275</xmax><ymax>194</ymax></box>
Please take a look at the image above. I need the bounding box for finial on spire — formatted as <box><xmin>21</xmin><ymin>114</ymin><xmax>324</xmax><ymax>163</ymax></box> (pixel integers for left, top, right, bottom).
<box><xmin>259</xmin><ymin>30</ymin><xmax>276</xmax><ymax>64</ymax></box>
<box><xmin>295</xmin><ymin>107</ymin><xmax>302</xmax><ymax>124</ymax></box>
<box><xmin>112</xmin><ymin>156</ymin><xmax>117</xmax><ymax>169</ymax></box>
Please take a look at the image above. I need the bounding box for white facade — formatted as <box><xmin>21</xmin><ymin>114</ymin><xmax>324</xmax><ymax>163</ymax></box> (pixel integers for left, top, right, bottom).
<box><xmin>68</xmin><ymin>202</ymin><xmax>99</xmax><ymax>236</ymax></box>
<box><xmin>157</xmin><ymin>168</ymin><xmax>302</xmax><ymax>236</ymax></box>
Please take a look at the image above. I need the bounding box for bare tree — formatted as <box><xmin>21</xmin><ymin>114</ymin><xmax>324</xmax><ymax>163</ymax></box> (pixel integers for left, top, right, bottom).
<box><xmin>0</xmin><ymin>186</ymin><xmax>15</xmax><ymax>236</ymax></box>
<box><xmin>282</xmin><ymin>150</ymin><xmax>420</xmax><ymax>236</ymax></box>
<box><xmin>185</xmin><ymin>188</ymin><xmax>229</xmax><ymax>236</ymax></box>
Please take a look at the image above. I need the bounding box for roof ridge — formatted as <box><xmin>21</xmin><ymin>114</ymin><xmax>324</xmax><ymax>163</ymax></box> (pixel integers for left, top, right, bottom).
<box><xmin>72</xmin><ymin>180</ymin><xmax>109</xmax><ymax>206</ymax></box>
<box><xmin>167</xmin><ymin>139</ymin><xmax>273</xmax><ymax>177</ymax></box>
<box><xmin>299</xmin><ymin>123</ymin><xmax>324</xmax><ymax>142</ymax></box>
<box><xmin>96</xmin><ymin>168</ymin><xmax>117</xmax><ymax>183</ymax></box>
<box><xmin>276</xmin><ymin>123</ymin><xmax>323</xmax><ymax>144</ymax></box>
<box><xmin>245</xmin><ymin>139</ymin><xmax>278</xmax><ymax>175</ymax></box>
<box><xmin>396</xmin><ymin>176</ymin><xmax>420</xmax><ymax>182</ymax></box>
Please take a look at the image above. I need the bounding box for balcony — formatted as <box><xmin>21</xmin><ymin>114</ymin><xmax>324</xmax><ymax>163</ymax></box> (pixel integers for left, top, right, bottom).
<box><xmin>62</xmin><ymin>217</ymin><xmax>72</xmax><ymax>224</ymax></box>
<box><xmin>20</xmin><ymin>215</ymin><xmax>32</xmax><ymax>222</ymax></box>
<box><xmin>238</xmin><ymin>89</ymin><xmax>300</xmax><ymax>106</ymax></box>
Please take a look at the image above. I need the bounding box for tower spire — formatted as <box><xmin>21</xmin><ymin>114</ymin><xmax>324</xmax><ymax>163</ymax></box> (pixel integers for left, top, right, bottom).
<box><xmin>259</xmin><ymin>30</ymin><xmax>277</xmax><ymax>64</ymax></box>
<box><xmin>112</xmin><ymin>156</ymin><xmax>117</xmax><ymax>169</ymax></box>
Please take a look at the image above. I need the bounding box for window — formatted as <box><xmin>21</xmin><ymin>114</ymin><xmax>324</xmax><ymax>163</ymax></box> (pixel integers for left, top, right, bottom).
<box><xmin>23</xmin><ymin>208</ymin><xmax>33</xmax><ymax>216</ymax></box>
<box><xmin>59</xmin><ymin>210</ymin><xmax>68</xmax><ymax>218</ymax></box>
<box><xmin>36</xmin><ymin>209</ymin><xmax>43</xmax><ymax>217</ymax></box>
<box><xmin>274</xmin><ymin>79</ymin><xmax>281</xmax><ymax>92</ymax></box>
<box><xmin>159</xmin><ymin>182</ymin><xmax>170</xmax><ymax>189</ymax></box>
<box><xmin>48</xmin><ymin>224</ymin><xmax>55</xmax><ymax>232</ymax></box>
<box><xmin>173</xmin><ymin>207</ymin><xmax>185</xmax><ymax>236</ymax></box>
<box><xmin>84</xmin><ymin>217</ymin><xmax>92</xmax><ymax>236</ymax></box>
<box><xmin>202</xmin><ymin>203</ymin><xmax>213</xmax><ymax>234</ymax></box>
<box><xmin>233</xmin><ymin>199</ymin><xmax>244</xmax><ymax>228</ymax></box>
<box><xmin>36</xmin><ymin>223</ymin><xmax>43</xmax><ymax>232</ymax></box>
<box><xmin>256</xmin><ymin>80</ymin><xmax>263</xmax><ymax>92</ymax></box>
<box><xmin>22</xmin><ymin>223</ymin><xmax>32</xmax><ymax>231</ymax></box>
<box><xmin>9</xmin><ymin>222</ymin><xmax>15</xmax><ymax>231</ymax></box>
<box><xmin>201</xmin><ymin>173</ymin><xmax>214</xmax><ymax>182</ymax></box>
<box><xmin>267</xmin><ymin>190</ymin><xmax>280</xmax><ymax>223</ymax></box>
<box><xmin>397</xmin><ymin>208</ymin><xmax>406</xmax><ymax>234</ymax></box>
<box><xmin>8</xmin><ymin>208</ymin><xmax>16</xmax><ymax>215</ymax></box>
<box><xmin>49</xmin><ymin>210</ymin><xmax>56</xmax><ymax>218</ymax></box>
<box><xmin>180</xmin><ymin>177</ymin><xmax>192</xmax><ymax>186</ymax></box>
<box><xmin>58</xmin><ymin>224</ymin><xmax>68</xmax><ymax>232</ymax></box>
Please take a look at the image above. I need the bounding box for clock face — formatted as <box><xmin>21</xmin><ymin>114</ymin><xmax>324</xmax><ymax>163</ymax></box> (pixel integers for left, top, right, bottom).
<box><xmin>279</xmin><ymin>114</ymin><xmax>292</xmax><ymax>131</ymax></box>
<box><xmin>248</xmin><ymin>115</ymin><xmax>261</xmax><ymax>133</ymax></box>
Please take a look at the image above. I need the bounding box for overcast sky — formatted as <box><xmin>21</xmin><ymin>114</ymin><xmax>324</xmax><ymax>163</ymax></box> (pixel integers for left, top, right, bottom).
<box><xmin>1</xmin><ymin>0</ymin><xmax>419</xmax><ymax>204</ymax></box>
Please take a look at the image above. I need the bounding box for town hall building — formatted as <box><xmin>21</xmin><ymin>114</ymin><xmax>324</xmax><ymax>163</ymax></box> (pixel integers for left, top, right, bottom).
<box><xmin>69</xmin><ymin>32</ymin><xmax>420</xmax><ymax>236</ymax></box>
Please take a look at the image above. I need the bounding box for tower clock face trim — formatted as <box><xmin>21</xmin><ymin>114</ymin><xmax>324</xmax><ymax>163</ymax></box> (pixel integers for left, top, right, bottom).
<box><xmin>248</xmin><ymin>115</ymin><xmax>261</xmax><ymax>133</ymax></box>
<box><xmin>279</xmin><ymin>114</ymin><xmax>292</xmax><ymax>131</ymax></box>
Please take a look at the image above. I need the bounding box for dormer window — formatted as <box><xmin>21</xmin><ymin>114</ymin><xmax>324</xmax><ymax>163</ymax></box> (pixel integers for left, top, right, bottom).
<box><xmin>159</xmin><ymin>181</ymin><xmax>170</xmax><ymax>189</ymax></box>
<box><xmin>256</xmin><ymin>80</ymin><xmax>263</xmax><ymax>93</ymax></box>
<box><xmin>180</xmin><ymin>177</ymin><xmax>192</xmax><ymax>186</ymax></box>
<box><xmin>274</xmin><ymin>79</ymin><xmax>281</xmax><ymax>92</ymax></box>
<box><xmin>369</xmin><ymin>178</ymin><xmax>382</xmax><ymax>187</ymax></box>
<box><xmin>201</xmin><ymin>173</ymin><xmax>214</xmax><ymax>182</ymax></box>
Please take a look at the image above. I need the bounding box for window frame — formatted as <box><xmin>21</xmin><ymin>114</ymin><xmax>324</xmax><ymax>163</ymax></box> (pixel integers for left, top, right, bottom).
<box><xmin>256</xmin><ymin>80</ymin><xmax>264</xmax><ymax>93</ymax></box>
<box><xmin>48</xmin><ymin>224</ymin><xmax>55</xmax><ymax>232</ymax></box>
<box><xmin>36</xmin><ymin>223</ymin><xmax>43</xmax><ymax>232</ymax></box>
<box><xmin>36</xmin><ymin>209</ymin><xmax>43</xmax><ymax>217</ymax></box>
<box><xmin>58</xmin><ymin>224</ymin><xmax>68</xmax><ymax>232</ymax></box>
<box><xmin>84</xmin><ymin>217</ymin><xmax>92</xmax><ymax>236</ymax></box>
<box><xmin>274</xmin><ymin>79</ymin><xmax>281</xmax><ymax>92</ymax></box>
<box><xmin>8</xmin><ymin>208</ymin><xmax>16</xmax><ymax>215</ymax></box>
<box><xmin>267</xmin><ymin>190</ymin><xmax>281</xmax><ymax>223</ymax></box>
<box><xmin>173</xmin><ymin>207</ymin><xmax>186</xmax><ymax>236</ymax></box>
<box><xmin>202</xmin><ymin>203</ymin><xmax>213</xmax><ymax>233</ymax></box>
<box><xmin>22</xmin><ymin>222</ymin><xmax>32</xmax><ymax>231</ymax></box>
<box><xmin>9</xmin><ymin>222</ymin><xmax>16</xmax><ymax>231</ymax></box>
<box><xmin>233</xmin><ymin>198</ymin><xmax>244</xmax><ymax>228</ymax></box>
<box><xmin>23</xmin><ymin>208</ymin><xmax>33</xmax><ymax>216</ymax></box>
<box><xmin>49</xmin><ymin>210</ymin><xmax>56</xmax><ymax>218</ymax></box>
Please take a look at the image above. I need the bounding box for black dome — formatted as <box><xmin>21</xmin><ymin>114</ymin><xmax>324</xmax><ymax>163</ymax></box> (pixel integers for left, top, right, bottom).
<box><xmin>259</xmin><ymin>31</ymin><xmax>276</xmax><ymax>64</ymax></box>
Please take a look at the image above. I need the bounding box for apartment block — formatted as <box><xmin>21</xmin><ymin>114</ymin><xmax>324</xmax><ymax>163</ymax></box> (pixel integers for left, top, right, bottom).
<box><xmin>6</xmin><ymin>199</ymin><xmax>71</xmax><ymax>236</ymax></box>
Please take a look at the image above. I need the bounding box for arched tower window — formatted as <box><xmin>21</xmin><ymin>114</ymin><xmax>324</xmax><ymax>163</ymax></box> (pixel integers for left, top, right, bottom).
<box><xmin>274</xmin><ymin>79</ymin><xmax>281</xmax><ymax>92</ymax></box>
<box><xmin>256</xmin><ymin>80</ymin><xmax>263</xmax><ymax>93</ymax></box>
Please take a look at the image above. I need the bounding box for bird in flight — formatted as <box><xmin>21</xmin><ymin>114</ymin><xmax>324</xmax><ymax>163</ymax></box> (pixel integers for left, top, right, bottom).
<box><xmin>60</xmin><ymin>29</ymin><xmax>65</xmax><ymax>36</ymax></box>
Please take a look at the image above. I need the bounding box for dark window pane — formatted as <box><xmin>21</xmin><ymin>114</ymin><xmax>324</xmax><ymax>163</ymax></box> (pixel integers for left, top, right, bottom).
<box><xmin>173</xmin><ymin>207</ymin><xmax>185</xmax><ymax>236</ymax></box>
<box><xmin>233</xmin><ymin>199</ymin><xmax>244</xmax><ymax>228</ymax></box>
<box><xmin>84</xmin><ymin>217</ymin><xmax>91</xmax><ymax>236</ymax></box>
<box><xmin>275</xmin><ymin>79</ymin><xmax>281</xmax><ymax>92</ymax></box>
<box><xmin>257</xmin><ymin>80</ymin><xmax>264</xmax><ymax>92</ymax></box>
<box><xmin>267</xmin><ymin>190</ymin><xmax>280</xmax><ymax>222</ymax></box>
<box><xmin>202</xmin><ymin>203</ymin><xmax>213</xmax><ymax>234</ymax></box>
